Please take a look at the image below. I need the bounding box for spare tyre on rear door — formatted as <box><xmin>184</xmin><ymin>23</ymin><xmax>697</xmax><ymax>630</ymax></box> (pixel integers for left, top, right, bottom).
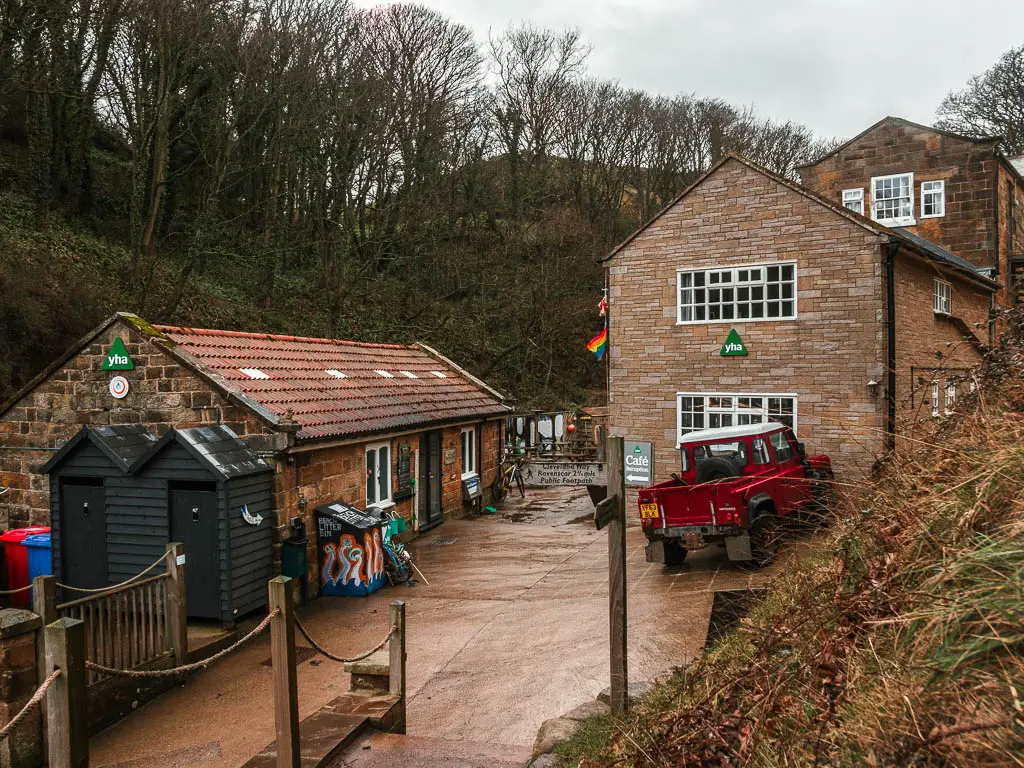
<box><xmin>695</xmin><ymin>456</ymin><xmax>742</xmax><ymax>483</ymax></box>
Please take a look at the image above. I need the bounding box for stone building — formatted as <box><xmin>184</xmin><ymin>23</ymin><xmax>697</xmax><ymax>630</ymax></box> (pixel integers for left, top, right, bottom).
<box><xmin>604</xmin><ymin>151</ymin><xmax>997</xmax><ymax>481</ymax></box>
<box><xmin>797</xmin><ymin>116</ymin><xmax>1024</xmax><ymax>305</ymax></box>
<box><xmin>0</xmin><ymin>313</ymin><xmax>508</xmax><ymax>595</ymax></box>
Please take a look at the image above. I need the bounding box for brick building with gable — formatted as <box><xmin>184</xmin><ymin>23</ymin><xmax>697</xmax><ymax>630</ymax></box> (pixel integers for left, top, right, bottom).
<box><xmin>0</xmin><ymin>313</ymin><xmax>509</xmax><ymax>596</ymax></box>
<box><xmin>605</xmin><ymin>133</ymin><xmax>999</xmax><ymax>482</ymax></box>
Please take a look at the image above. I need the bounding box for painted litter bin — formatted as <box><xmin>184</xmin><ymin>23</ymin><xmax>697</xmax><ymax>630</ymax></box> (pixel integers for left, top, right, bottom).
<box><xmin>315</xmin><ymin>501</ymin><xmax>387</xmax><ymax>597</ymax></box>
<box><xmin>0</xmin><ymin>526</ymin><xmax>50</xmax><ymax>606</ymax></box>
<box><xmin>23</xmin><ymin>533</ymin><xmax>53</xmax><ymax>586</ymax></box>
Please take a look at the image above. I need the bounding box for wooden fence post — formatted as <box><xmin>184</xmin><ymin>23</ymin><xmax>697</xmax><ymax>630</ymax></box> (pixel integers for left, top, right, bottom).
<box><xmin>606</xmin><ymin>436</ymin><xmax>629</xmax><ymax>716</ymax></box>
<box><xmin>33</xmin><ymin>574</ymin><xmax>57</xmax><ymax>761</ymax></box>
<box><xmin>269</xmin><ymin>577</ymin><xmax>299</xmax><ymax>768</ymax></box>
<box><xmin>165</xmin><ymin>542</ymin><xmax>187</xmax><ymax>666</ymax></box>
<box><xmin>389</xmin><ymin>600</ymin><xmax>407</xmax><ymax>734</ymax></box>
<box><xmin>45</xmin><ymin>617</ymin><xmax>87</xmax><ymax>768</ymax></box>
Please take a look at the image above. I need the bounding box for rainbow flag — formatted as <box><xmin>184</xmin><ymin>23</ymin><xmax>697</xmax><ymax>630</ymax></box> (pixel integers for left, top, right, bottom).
<box><xmin>587</xmin><ymin>325</ymin><xmax>608</xmax><ymax>360</ymax></box>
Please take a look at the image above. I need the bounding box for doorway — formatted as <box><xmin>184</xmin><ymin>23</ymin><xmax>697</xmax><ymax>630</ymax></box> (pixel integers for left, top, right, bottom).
<box><xmin>169</xmin><ymin>481</ymin><xmax>220</xmax><ymax>620</ymax></box>
<box><xmin>419</xmin><ymin>430</ymin><xmax>443</xmax><ymax>531</ymax></box>
<box><xmin>60</xmin><ymin>478</ymin><xmax>107</xmax><ymax>590</ymax></box>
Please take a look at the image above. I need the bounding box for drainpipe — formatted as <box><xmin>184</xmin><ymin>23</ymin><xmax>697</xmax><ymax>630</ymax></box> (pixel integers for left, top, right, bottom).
<box><xmin>885</xmin><ymin>239</ymin><xmax>899</xmax><ymax>452</ymax></box>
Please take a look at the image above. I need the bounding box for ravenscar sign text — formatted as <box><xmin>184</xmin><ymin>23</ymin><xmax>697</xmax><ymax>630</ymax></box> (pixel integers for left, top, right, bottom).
<box><xmin>522</xmin><ymin>462</ymin><xmax>607</xmax><ymax>486</ymax></box>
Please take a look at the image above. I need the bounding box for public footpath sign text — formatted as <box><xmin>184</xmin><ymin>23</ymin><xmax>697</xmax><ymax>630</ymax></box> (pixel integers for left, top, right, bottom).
<box><xmin>624</xmin><ymin>441</ymin><xmax>653</xmax><ymax>486</ymax></box>
<box><xmin>523</xmin><ymin>462</ymin><xmax>607</xmax><ymax>486</ymax></box>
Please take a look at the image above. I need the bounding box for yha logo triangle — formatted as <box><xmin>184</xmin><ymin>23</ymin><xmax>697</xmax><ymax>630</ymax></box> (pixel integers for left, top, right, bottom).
<box><xmin>720</xmin><ymin>329</ymin><xmax>748</xmax><ymax>357</ymax></box>
<box><xmin>102</xmin><ymin>337</ymin><xmax>135</xmax><ymax>370</ymax></box>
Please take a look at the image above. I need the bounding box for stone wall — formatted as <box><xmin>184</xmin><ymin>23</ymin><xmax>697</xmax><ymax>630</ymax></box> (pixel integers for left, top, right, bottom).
<box><xmin>608</xmin><ymin>157</ymin><xmax>888</xmax><ymax>481</ymax></box>
<box><xmin>0</xmin><ymin>609</ymin><xmax>42</xmax><ymax>768</ymax></box>
<box><xmin>892</xmin><ymin>256</ymin><xmax>989</xmax><ymax>425</ymax></box>
<box><xmin>800</xmin><ymin>119</ymin><xmax>1001</xmax><ymax>274</ymax></box>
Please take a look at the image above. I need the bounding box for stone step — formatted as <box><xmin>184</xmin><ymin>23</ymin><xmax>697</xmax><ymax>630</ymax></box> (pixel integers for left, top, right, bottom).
<box><xmin>241</xmin><ymin>693</ymin><xmax>403</xmax><ymax>768</ymax></box>
<box><xmin>329</xmin><ymin>730</ymin><xmax>533</xmax><ymax>768</ymax></box>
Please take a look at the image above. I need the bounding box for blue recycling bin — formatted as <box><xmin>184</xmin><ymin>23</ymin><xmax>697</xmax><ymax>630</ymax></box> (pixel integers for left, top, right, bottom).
<box><xmin>22</xmin><ymin>533</ymin><xmax>52</xmax><ymax>602</ymax></box>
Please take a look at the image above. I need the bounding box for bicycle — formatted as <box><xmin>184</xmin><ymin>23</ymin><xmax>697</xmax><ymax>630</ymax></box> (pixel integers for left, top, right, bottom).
<box><xmin>379</xmin><ymin>508</ymin><xmax>414</xmax><ymax>586</ymax></box>
<box><xmin>491</xmin><ymin>447</ymin><xmax>526</xmax><ymax>502</ymax></box>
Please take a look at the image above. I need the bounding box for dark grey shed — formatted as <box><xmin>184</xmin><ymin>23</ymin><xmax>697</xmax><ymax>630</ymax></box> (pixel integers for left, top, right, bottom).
<box><xmin>43</xmin><ymin>424</ymin><xmax>274</xmax><ymax>623</ymax></box>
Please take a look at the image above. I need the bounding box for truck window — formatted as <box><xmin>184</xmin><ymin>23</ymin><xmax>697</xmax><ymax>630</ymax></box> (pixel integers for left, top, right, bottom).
<box><xmin>679</xmin><ymin>448</ymin><xmax>690</xmax><ymax>472</ymax></box>
<box><xmin>751</xmin><ymin>438</ymin><xmax>770</xmax><ymax>465</ymax></box>
<box><xmin>769</xmin><ymin>430</ymin><xmax>795</xmax><ymax>463</ymax></box>
<box><xmin>693</xmin><ymin>441</ymin><xmax>748</xmax><ymax>466</ymax></box>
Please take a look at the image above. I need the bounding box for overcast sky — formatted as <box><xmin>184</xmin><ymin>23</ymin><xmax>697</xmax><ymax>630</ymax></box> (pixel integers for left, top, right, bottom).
<box><xmin>352</xmin><ymin>0</ymin><xmax>1023</xmax><ymax>141</ymax></box>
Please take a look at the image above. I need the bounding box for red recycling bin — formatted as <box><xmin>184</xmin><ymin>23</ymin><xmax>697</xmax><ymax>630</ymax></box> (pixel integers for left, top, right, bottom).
<box><xmin>0</xmin><ymin>526</ymin><xmax>50</xmax><ymax>606</ymax></box>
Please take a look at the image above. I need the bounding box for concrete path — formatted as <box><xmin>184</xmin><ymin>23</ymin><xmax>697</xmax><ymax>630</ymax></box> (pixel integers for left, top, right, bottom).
<box><xmin>89</xmin><ymin>487</ymin><xmax>775</xmax><ymax>767</ymax></box>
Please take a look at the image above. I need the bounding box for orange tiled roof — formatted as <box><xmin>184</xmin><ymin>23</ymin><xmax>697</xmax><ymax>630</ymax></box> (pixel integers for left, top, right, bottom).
<box><xmin>153</xmin><ymin>325</ymin><xmax>508</xmax><ymax>441</ymax></box>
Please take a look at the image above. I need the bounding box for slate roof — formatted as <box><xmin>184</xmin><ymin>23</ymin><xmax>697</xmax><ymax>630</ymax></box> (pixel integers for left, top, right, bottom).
<box><xmin>152</xmin><ymin>325</ymin><xmax>509</xmax><ymax>442</ymax></box>
<box><xmin>155</xmin><ymin>426</ymin><xmax>272</xmax><ymax>480</ymax></box>
<box><xmin>42</xmin><ymin>425</ymin><xmax>158</xmax><ymax>474</ymax></box>
<box><xmin>890</xmin><ymin>227</ymin><xmax>993</xmax><ymax>277</ymax></box>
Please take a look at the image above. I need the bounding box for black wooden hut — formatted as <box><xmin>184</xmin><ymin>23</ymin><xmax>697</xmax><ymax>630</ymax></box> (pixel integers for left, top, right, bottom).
<box><xmin>43</xmin><ymin>424</ymin><xmax>274</xmax><ymax>623</ymax></box>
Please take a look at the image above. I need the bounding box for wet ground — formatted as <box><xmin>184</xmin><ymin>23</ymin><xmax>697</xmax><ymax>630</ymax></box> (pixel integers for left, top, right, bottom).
<box><xmin>89</xmin><ymin>487</ymin><xmax>786</xmax><ymax>767</ymax></box>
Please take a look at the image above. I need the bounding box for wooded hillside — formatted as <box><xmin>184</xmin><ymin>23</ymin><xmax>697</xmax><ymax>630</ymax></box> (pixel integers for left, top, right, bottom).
<box><xmin>0</xmin><ymin>0</ymin><xmax>833</xmax><ymax>406</ymax></box>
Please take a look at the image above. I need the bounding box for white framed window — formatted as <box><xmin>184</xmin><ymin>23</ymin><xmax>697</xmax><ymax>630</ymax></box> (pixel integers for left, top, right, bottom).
<box><xmin>871</xmin><ymin>172</ymin><xmax>915</xmax><ymax>225</ymax></box>
<box><xmin>677</xmin><ymin>392</ymin><xmax>797</xmax><ymax>444</ymax></box>
<box><xmin>944</xmin><ymin>380</ymin><xmax>956</xmax><ymax>415</ymax></box>
<box><xmin>460</xmin><ymin>426</ymin><xmax>478</xmax><ymax>478</ymax></box>
<box><xmin>931</xmin><ymin>381</ymin><xmax>940</xmax><ymax>417</ymax></box>
<box><xmin>365</xmin><ymin>442</ymin><xmax>392</xmax><ymax>507</ymax></box>
<box><xmin>921</xmin><ymin>180</ymin><xmax>945</xmax><ymax>218</ymax></box>
<box><xmin>933</xmin><ymin>278</ymin><xmax>952</xmax><ymax>315</ymax></box>
<box><xmin>678</xmin><ymin>262</ymin><xmax>796</xmax><ymax>324</ymax></box>
<box><xmin>842</xmin><ymin>188</ymin><xmax>864</xmax><ymax>215</ymax></box>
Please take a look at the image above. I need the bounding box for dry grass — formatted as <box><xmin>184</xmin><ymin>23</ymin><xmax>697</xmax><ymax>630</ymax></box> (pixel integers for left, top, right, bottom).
<box><xmin>574</xmin><ymin>318</ymin><xmax>1024</xmax><ymax>767</ymax></box>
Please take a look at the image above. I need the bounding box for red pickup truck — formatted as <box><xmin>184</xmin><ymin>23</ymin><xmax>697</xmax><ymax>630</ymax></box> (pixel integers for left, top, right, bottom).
<box><xmin>638</xmin><ymin>422</ymin><xmax>833</xmax><ymax>566</ymax></box>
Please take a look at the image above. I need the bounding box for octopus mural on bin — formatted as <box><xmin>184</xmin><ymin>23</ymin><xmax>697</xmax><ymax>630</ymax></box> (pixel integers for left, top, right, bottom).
<box><xmin>317</xmin><ymin>501</ymin><xmax>387</xmax><ymax>596</ymax></box>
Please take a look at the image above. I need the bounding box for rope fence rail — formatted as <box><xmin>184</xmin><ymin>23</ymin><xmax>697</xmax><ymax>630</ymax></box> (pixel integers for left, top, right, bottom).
<box><xmin>57</xmin><ymin>550</ymin><xmax>170</xmax><ymax>594</ymax></box>
<box><xmin>295</xmin><ymin>617</ymin><xmax>396</xmax><ymax>664</ymax></box>
<box><xmin>85</xmin><ymin>608</ymin><xmax>280</xmax><ymax>679</ymax></box>
<box><xmin>0</xmin><ymin>668</ymin><xmax>61</xmax><ymax>741</ymax></box>
<box><xmin>0</xmin><ymin>583</ymin><xmax>33</xmax><ymax>596</ymax></box>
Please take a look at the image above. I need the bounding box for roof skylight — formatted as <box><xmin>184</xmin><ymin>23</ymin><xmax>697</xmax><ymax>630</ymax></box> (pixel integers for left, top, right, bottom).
<box><xmin>430</xmin><ymin>371</ymin><xmax>447</xmax><ymax>378</ymax></box>
<box><xmin>375</xmin><ymin>370</ymin><xmax>395</xmax><ymax>378</ymax></box>
<box><xmin>240</xmin><ymin>368</ymin><xmax>270</xmax><ymax>380</ymax></box>
<box><xmin>325</xmin><ymin>369</ymin><xmax>347</xmax><ymax>379</ymax></box>
<box><xmin>400</xmin><ymin>371</ymin><xmax>418</xmax><ymax>379</ymax></box>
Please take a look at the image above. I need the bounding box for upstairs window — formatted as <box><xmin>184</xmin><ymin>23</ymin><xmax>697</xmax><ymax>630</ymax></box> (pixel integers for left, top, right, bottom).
<box><xmin>871</xmin><ymin>173</ymin><xmax>915</xmax><ymax>225</ymax></box>
<box><xmin>933</xmin><ymin>278</ymin><xmax>952</xmax><ymax>315</ymax></box>
<box><xmin>678</xmin><ymin>262</ymin><xmax>796</xmax><ymax>324</ymax></box>
<box><xmin>921</xmin><ymin>180</ymin><xmax>945</xmax><ymax>218</ymax></box>
<box><xmin>842</xmin><ymin>188</ymin><xmax>864</xmax><ymax>215</ymax></box>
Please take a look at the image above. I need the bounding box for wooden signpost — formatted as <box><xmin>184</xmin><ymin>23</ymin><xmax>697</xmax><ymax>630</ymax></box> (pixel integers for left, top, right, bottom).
<box><xmin>594</xmin><ymin>436</ymin><xmax>628</xmax><ymax>715</ymax></box>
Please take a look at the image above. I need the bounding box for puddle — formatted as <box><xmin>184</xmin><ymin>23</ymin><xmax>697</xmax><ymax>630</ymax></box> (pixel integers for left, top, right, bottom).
<box><xmin>503</xmin><ymin>512</ymin><xmax>533</xmax><ymax>523</ymax></box>
<box><xmin>565</xmin><ymin>513</ymin><xmax>594</xmax><ymax>526</ymax></box>
<box><xmin>429</xmin><ymin>536</ymin><xmax>459</xmax><ymax>546</ymax></box>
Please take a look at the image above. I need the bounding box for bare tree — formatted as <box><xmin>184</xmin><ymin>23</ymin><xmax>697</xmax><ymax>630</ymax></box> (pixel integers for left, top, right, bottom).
<box><xmin>937</xmin><ymin>44</ymin><xmax>1024</xmax><ymax>154</ymax></box>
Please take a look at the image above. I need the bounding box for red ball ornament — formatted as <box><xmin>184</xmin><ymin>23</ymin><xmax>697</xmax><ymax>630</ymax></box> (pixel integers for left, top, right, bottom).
<box><xmin>567</xmin><ymin>422</ymin><xmax>576</xmax><ymax>433</ymax></box>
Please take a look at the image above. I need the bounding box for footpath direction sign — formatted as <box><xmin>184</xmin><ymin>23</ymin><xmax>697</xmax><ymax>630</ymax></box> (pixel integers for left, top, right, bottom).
<box><xmin>522</xmin><ymin>461</ymin><xmax>607</xmax><ymax>487</ymax></box>
<box><xmin>623</xmin><ymin>441</ymin><xmax>653</xmax><ymax>486</ymax></box>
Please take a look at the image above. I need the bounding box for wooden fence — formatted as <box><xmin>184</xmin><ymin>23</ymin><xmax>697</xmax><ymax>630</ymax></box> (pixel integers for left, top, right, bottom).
<box><xmin>34</xmin><ymin>542</ymin><xmax>188</xmax><ymax>687</ymax></box>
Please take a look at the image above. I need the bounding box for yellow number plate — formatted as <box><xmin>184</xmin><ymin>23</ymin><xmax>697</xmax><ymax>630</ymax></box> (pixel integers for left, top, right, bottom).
<box><xmin>639</xmin><ymin>503</ymin><xmax>659</xmax><ymax>519</ymax></box>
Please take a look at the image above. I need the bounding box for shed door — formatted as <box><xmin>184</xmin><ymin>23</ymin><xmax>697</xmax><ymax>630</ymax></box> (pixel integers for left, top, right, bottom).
<box><xmin>61</xmin><ymin>481</ymin><xmax>107</xmax><ymax>590</ymax></box>
<box><xmin>170</xmin><ymin>485</ymin><xmax>220</xmax><ymax>620</ymax></box>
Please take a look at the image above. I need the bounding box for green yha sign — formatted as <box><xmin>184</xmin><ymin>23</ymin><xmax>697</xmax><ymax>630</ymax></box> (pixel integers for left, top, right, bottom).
<box><xmin>720</xmin><ymin>329</ymin><xmax>748</xmax><ymax>357</ymax></box>
<box><xmin>102</xmin><ymin>337</ymin><xmax>135</xmax><ymax>370</ymax></box>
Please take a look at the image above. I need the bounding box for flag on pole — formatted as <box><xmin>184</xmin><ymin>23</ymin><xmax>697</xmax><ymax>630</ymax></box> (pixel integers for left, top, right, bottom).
<box><xmin>587</xmin><ymin>325</ymin><xmax>608</xmax><ymax>360</ymax></box>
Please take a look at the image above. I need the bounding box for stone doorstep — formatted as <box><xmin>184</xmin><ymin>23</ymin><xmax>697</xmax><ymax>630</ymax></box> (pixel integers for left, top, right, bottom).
<box><xmin>343</xmin><ymin>649</ymin><xmax>389</xmax><ymax>677</ymax></box>
<box><xmin>240</xmin><ymin>693</ymin><xmax>401</xmax><ymax>768</ymax></box>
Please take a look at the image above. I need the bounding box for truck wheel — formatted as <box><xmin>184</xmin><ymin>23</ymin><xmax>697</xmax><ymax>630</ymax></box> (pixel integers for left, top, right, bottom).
<box><xmin>749</xmin><ymin>515</ymin><xmax>780</xmax><ymax>566</ymax></box>
<box><xmin>695</xmin><ymin>457</ymin><xmax>742</xmax><ymax>483</ymax></box>
<box><xmin>664</xmin><ymin>540</ymin><xmax>688</xmax><ymax>566</ymax></box>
